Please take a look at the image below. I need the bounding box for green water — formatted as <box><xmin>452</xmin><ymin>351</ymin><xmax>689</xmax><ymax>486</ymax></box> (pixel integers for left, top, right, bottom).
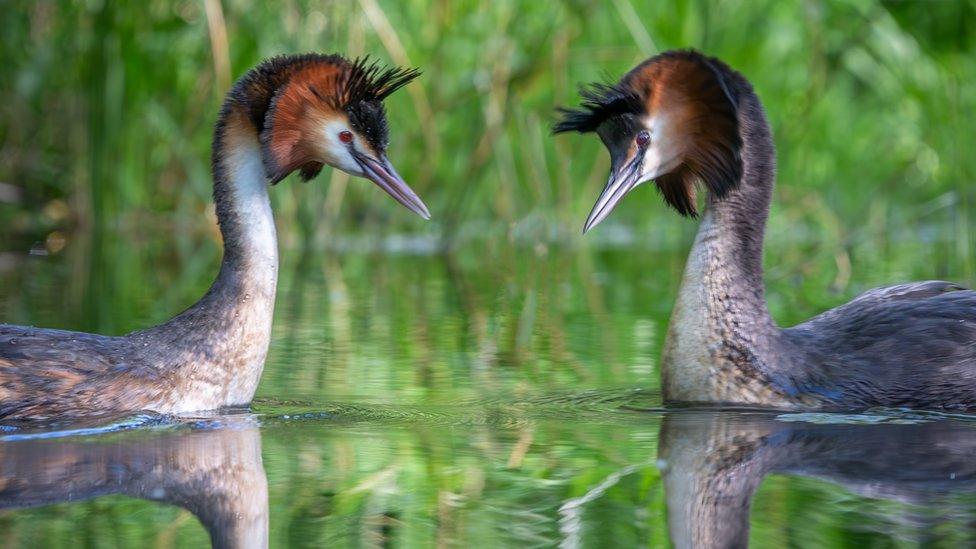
<box><xmin>3</xmin><ymin>0</ymin><xmax>976</xmax><ymax>546</ymax></box>
<box><xmin>4</xmin><ymin>236</ymin><xmax>976</xmax><ymax>547</ymax></box>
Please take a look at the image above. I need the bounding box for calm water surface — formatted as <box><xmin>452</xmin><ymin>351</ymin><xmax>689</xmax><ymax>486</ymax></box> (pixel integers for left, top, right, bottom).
<box><xmin>2</xmin><ymin>231</ymin><xmax>975</xmax><ymax>547</ymax></box>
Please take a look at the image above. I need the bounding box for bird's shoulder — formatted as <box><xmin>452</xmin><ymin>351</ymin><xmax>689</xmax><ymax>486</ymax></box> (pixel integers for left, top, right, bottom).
<box><xmin>783</xmin><ymin>281</ymin><xmax>976</xmax><ymax>363</ymax></box>
<box><xmin>0</xmin><ymin>325</ymin><xmax>142</xmax><ymax>419</ymax></box>
<box><xmin>792</xmin><ymin>281</ymin><xmax>973</xmax><ymax>331</ymax></box>
<box><xmin>844</xmin><ymin>280</ymin><xmax>968</xmax><ymax>304</ymax></box>
<box><xmin>1</xmin><ymin>325</ymin><xmax>126</xmax><ymax>371</ymax></box>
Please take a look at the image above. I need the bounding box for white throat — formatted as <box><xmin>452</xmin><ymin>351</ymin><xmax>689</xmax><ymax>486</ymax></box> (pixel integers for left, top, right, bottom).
<box><xmin>225</xmin><ymin>135</ymin><xmax>278</xmax><ymax>266</ymax></box>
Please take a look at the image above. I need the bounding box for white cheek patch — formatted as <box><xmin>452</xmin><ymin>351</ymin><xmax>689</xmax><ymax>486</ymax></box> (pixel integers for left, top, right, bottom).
<box><xmin>639</xmin><ymin>115</ymin><xmax>683</xmax><ymax>183</ymax></box>
<box><xmin>317</xmin><ymin>120</ymin><xmax>366</xmax><ymax>176</ymax></box>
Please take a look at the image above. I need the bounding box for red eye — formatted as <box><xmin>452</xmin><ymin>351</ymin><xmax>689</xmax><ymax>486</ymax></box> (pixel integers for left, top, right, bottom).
<box><xmin>338</xmin><ymin>130</ymin><xmax>353</xmax><ymax>143</ymax></box>
<box><xmin>636</xmin><ymin>130</ymin><xmax>650</xmax><ymax>147</ymax></box>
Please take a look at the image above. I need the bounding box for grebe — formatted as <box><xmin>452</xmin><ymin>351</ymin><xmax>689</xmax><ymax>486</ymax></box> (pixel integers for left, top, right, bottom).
<box><xmin>0</xmin><ymin>54</ymin><xmax>429</xmax><ymax>420</ymax></box>
<box><xmin>555</xmin><ymin>50</ymin><xmax>976</xmax><ymax>410</ymax></box>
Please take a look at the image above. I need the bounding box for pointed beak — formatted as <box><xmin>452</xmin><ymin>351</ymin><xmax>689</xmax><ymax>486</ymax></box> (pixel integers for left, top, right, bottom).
<box><xmin>582</xmin><ymin>155</ymin><xmax>644</xmax><ymax>234</ymax></box>
<box><xmin>355</xmin><ymin>153</ymin><xmax>431</xmax><ymax>220</ymax></box>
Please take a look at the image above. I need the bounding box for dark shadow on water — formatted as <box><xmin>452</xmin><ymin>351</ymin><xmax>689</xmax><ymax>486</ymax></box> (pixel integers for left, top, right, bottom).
<box><xmin>659</xmin><ymin>410</ymin><xmax>976</xmax><ymax>548</ymax></box>
<box><xmin>0</xmin><ymin>415</ymin><xmax>268</xmax><ymax>549</ymax></box>
<box><xmin>3</xmin><ymin>398</ymin><xmax>976</xmax><ymax>547</ymax></box>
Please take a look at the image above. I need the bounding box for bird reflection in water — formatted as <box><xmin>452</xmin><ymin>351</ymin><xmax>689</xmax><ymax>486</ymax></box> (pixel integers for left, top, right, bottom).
<box><xmin>0</xmin><ymin>417</ymin><xmax>267</xmax><ymax>549</ymax></box>
<box><xmin>658</xmin><ymin>411</ymin><xmax>976</xmax><ymax>548</ymax></box>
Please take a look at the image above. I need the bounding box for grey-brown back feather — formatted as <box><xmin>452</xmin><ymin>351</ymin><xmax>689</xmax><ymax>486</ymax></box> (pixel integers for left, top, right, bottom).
<box><xmin>778</xmin><ymin>282</ymin><xmax>976</xmax><ymax>409</ymax></box>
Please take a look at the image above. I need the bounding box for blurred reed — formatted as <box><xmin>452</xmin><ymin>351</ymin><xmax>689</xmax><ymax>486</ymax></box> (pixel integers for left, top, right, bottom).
<box><xmin>1</xmin><ymin>0</ymin><xmax>974</xmax><ymax>351</ymax></box>
<box><xmin>0</xmin><ymin>1</ymin><xmax>972</xmax><ymax>255</ymax></box>
<box><xmin>1</xmin><ymin>4</ymin><xmax>975</xmax><ymax>546</ymax></box>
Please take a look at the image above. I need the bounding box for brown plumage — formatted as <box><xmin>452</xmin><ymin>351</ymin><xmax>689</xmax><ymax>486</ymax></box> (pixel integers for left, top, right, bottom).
<box><xmin>0</xmin><ymin>53</ymin><xmax>427</xmax><ymax>421</ymax></box>
<box><xmin>262</xmin><ymin>60</ymin><xmax>345</xmax><ymax>182</ymax></box>
<box><xmin>556</xmin><ymin>49</ymin><xmax>976</xmax><ymax>411</ymax></box>
<box><xmin>253</xmin><ymin>55</ymin><xmax>420</xmax><ymax>183</ymax></box>
<box><xmin>555</xmin><ymin>50</ymin><xmax>741</xmax><ymax>216</ymax></box>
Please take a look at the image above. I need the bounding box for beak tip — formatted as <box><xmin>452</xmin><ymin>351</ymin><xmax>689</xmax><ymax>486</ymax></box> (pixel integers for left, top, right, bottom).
<box><xmin>582</xmin><ymin>160</ymin><xmax>643</xmax><ymax>237</ymax></box>
<box><xmin>582</xmin><ymin>215</ymin><xmax>601</xmax><ymax>235</ymax></box>
<box><xmin>360</xmin><ymin>154</ymin><xmax>431</xmax><ymax>222</ymax></box>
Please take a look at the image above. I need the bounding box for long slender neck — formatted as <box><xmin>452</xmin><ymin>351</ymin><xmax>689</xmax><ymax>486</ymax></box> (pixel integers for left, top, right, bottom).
<box><xmin>661</xmin><ymin>86</ymin><xmax>790</xmax><ymax>405</ymax></box>
<box><xmin>212</xmin><ymin>106</ymin><xmax>279</xmax><ymax>273</ymax></box>
<box><xmin>135</xmin><ymin>102</ymin><xmax>278</xmax><ymax>411</ymax></box>
<box><xmin>691</xmin><ymin>90</ymin><xmax>775</xmax><ymax>323</ymax></box>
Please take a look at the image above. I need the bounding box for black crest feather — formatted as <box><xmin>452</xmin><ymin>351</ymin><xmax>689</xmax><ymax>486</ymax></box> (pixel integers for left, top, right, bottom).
<box><xmin>336</xmin><ymin>57</ymin><xmax>421</xmax><ymax>153</ymax></box>
<box><xmin>552</xmin><ymin>82</ymin><xmax>644</xmax><ymax>134</ymax></box>
<box><xmin>553</xmin><ymin>49</ymin><xmax>745</xmax><ymax>218</ymax></box>
<box><xmin>335</xmin><ymin>56</ymin><xmax>422</xmax><ymax>109</ymax></box>
<box><xmin>233</xmin><ymin>53</ymin><xmax>420</xmax><ymax>184</ymax></box>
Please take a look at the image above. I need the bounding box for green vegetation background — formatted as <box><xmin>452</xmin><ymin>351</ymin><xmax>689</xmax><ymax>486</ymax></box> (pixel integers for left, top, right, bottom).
<box><xmin>1</xmin><ymin>1</ymin><xmax>976</xmax><ymax>547</ymax></box>
<box><xmin>2</xmin><ymin>0</ymin><xmax>974</xmax><ymax>337</ymax></box>
<box><xmin>2</xmin><ymin>0</ymin><xmax>974</xmax><ymax>266</ymax></box>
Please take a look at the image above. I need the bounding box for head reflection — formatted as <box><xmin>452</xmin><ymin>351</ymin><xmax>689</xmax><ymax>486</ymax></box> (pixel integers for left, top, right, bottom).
<box><xmin>0</xmin><ymin>419</ymin><xmax>267</xmax><ymax>549</ymax></box>
<box><xmin>659</xmin><ymin>411</ymin><xmax>976</xmax><ymax>549</ymax></box>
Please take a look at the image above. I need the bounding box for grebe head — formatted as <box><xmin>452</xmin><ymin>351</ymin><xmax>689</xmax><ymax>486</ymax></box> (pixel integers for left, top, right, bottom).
<box><xmin>554</xmin><ymin>50</ymin><xmax>743</xmax><ymax>231</ymax></box>
<box><xmin>261</xmin><ymin>55</ymin><xmax>429</xmax><ymax>219</ymax></box>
